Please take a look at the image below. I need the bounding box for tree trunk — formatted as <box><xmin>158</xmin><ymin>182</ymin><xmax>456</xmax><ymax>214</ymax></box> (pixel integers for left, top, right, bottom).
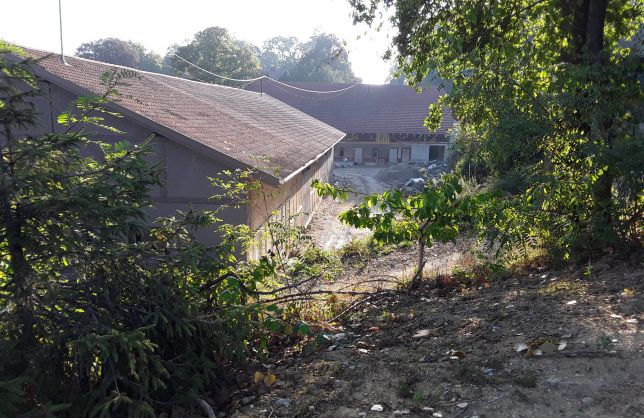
<box><xmin>585</xmin><ymin>0</ymin><xmax>608</xmax><ymax>59</ymax></box>
<box><xmin>558</xmin><ymin>0</ymin><xmax>590</xmax><ymax>63</ymax></box>
<box><xmin>407</xmin><ymin>238</ymin><xmax>426</xmax><ymax>290</ymax></box>
<box><xmin>560</xmin><ymin>0</ymin><xmax>613</xmax><ymax>248</ymax></box>
<box><xmin>584</xmin><ymin>0</ymin><xmax>614</xmax><ymax>246</ymax></box>
<box><xmin>410</xmin><ymin>220</ymin><xmax>432</xmax><ymax>289</ymax></box>
<box><xmin>417</xmin><ymin>238</ymin><xmax>425</xmax><ymax>277</ymax></box>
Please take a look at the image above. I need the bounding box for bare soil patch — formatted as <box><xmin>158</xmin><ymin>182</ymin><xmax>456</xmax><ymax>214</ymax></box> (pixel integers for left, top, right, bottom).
<box><xmin>333</xmin><ymin>238</ymin><xmax>474</xmax><ymax>289</ymax></box>
<box><xmin>229</xmin><ymin>252</ymin><xmax>644</xmax><ymax>418</ymax></box>
<box><xmin>308</xmin><ymin>164</ymin><xmax>421</xmax><ymax>250</ymax></box>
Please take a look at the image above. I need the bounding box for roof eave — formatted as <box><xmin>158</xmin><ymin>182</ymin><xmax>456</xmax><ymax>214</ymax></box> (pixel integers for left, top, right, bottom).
<box><xmin>279</xmin><ymin>133</ymin><xmax>346</xmax><ymax>185</ymax></box>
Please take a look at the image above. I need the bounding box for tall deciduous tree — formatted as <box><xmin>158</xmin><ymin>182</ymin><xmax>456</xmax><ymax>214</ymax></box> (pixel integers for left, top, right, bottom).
<box><xmin>166</xmin><ymin>27</ymin><xmax>261</xmax><ymax>85</ymax></box>
<box><xmin>259</xmin><ymin>36</ymin><xmax>301</xmax><ymax>79</ymax></box>
<box><xmin>351</xmin><ymin>0</ymin><xmax>642</xmax><ymax>255</ymax></box>
<box><xmin>76</xmin><ymin>38</ymin><xmax>163</xmax><ymax>73</ymax></box>
<box><xmin>281</xmin><ymin>33</ymin><xmax>361</xmax><ymax>83</ymax></box>
<box><xmin>386</xmin><ymin>63</ymin><xmax>451</xmax><ymax>90</ymax></box>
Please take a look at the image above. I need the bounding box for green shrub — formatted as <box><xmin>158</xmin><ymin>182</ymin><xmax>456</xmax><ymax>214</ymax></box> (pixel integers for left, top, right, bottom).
<box><xmin>0</xmin><ymin>46</ymin><xmax>280</xmax><ymax>416</ymax></box>
<box><xmin>339</xmin><ymin>236</ymin><xmax>374</xmax><ymax>259</ymax></box>
<box><xmin>316</xmin><ymin>174</ymin><xmax>477</xmax><ymax>286</ymax></box>
<box><xmin>289</xmin><ymin>246</ymin><xmax>342</xmax><ymax>280</ymax></box>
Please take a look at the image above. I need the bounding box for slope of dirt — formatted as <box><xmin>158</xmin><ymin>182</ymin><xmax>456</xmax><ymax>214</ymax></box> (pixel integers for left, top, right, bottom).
<box><xmin>228</xmin><ymin>252</ymin><xmax>644</xmax><ymax>418</ymax></box>
<box><xmin>333</xmin><ymin>238</ymin><xmax>475</xmax><ymax>286</ymax></box>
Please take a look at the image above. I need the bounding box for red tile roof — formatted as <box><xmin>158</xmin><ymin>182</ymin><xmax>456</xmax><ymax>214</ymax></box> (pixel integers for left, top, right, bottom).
<box><xmin>245</xmin><ymin>80</ymin><xmax>456</xmax><ymax>137</ymax></box>
<box><xmin>19</xmin><ymin>48</ymin><xmax>345</xmax><ymax>183</ymax></box>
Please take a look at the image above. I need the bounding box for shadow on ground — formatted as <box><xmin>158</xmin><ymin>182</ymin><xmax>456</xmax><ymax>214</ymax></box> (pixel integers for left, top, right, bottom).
<box><xmin>228</xmin><ymin>251</ymin><xmax>643</xmax><ymax>418</ymax></box>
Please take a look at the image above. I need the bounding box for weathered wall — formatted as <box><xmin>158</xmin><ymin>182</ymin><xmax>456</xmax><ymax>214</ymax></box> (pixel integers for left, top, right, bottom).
<box><xmin>21</xmin><ymin>81</ymin><xmax>245</xmax><ymax>247</ymax></box>
<box><xmin>335</xmin><ymin>143</ymin><xmax>389</xmax><ymax>163</ymax></box>
<box><xmin>20</xmin><ymin>80</ymin><xmax>336</xmax><ymax>257</ymax></box>
<box><xmin>411</xmin><ymin>144</ymin><xmax>430</xmax><ymax>161</ymax></box>
<box><xmin>248</xmin><ymin>148</ymin><xmax>334</xmax><ymax>259</ymax></box>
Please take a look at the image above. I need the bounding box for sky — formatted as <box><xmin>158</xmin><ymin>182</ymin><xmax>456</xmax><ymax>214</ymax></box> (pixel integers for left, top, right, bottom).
<box><xmin>1</xmin><ymin>0</ymin><xmax>395</xmax><ymax>84</ymax></box>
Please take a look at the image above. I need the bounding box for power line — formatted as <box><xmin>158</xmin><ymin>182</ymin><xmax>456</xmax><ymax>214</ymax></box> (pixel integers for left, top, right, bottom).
<box><xmin>171</xmin><ymin>53</ymin><xmax>264</xmax><ymax>83</ymax></box>
<box><xmin>171</xmin><ymin>53</ymin><xmax>360</xmax><ymax>95</ymax></box>
<box><xmin>263</xmin><ymin>77</ymin><xmax>359</xmax><ymax>94</ymax></box>
<box><xmin>261</xmin><ymin>77</ymin><xmax>358</xmax><ymax>101</ymax></box>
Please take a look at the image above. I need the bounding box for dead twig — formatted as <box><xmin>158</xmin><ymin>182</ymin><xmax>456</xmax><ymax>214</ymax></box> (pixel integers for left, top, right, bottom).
<box><xmin>330</xmin><ymin>290</ymin><xmax>395</xmax><ymax>322</ymax></box>
<box><xmin>196</xmin><ymin>399</ymin><xmax>215</xmax><ymax>418</ymax></box>
<box><xmin>251</xmin><ymin>274</ymin><xmax>323</xmax><ymax>295</ymax></box>
<box><xmin>559</xmin><ymin>350</ymin><xmax>623</xmax><ymax>358</ymax></box>
<box><xmin>332</xmin><ymin>277</ymin><xmax>401</xmax><ymax>292</ymax></box>
<box><xmin>259</xmin><ymin>289</ymin><xmax>380</xmax><ymax>305</ymax></box>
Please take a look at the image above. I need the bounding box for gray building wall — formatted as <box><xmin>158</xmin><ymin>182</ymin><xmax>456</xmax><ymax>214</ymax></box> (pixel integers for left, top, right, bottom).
<box><xmin>335</xmin><ymin>138</ymin><xmax>448</xmax><ymax>164</ymax></box>
<box><xmin>21</xmin><ymin>80</ymin><xmax>331</xmax><ymax>257</ymax></box>
<box><xmin>248</xmin><ymin>148</ymin><xmax>333</xmax><ymax>259</ymax></box>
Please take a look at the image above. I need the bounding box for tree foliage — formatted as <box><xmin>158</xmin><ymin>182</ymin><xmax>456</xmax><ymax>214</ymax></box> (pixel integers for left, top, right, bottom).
<box><xmin>315</xmin><ymin>175</ymin><xmax>475</xmax><ymax>285</ymax></box>
<box><xmin>166</xmin><ymin>27</ymin><xmax>262</xmax><ymax>85</ymax></box>
<box><xmin>259</xmin><ymin>36</ymin><xmax>301</xmax><ymax>80</ymax></box>
<box><xmin>280</xmin><ymin>33</ymin><xmax>361</xmax><ymax>83</ymax></box>
<box><xmin>0</xmin><ymin>46</ymin><xmax>292</xmax><ymax>416</ymax></box>
<box><xmin>77</xmin><ymin>31</ymin><xmax>361</xmax><ymax>85</ymax></box>
<box><xmin>76</xmin><ymin>38</ymin><xmax>164</xmax><ymax>73</ymax></box>
<box><xmin>387</xmin><ymin>63</ymin><xmax>451</xmax><ymax>90</ymax></box>
<box><xmin>351</xmin><ymin>0</ymin><xmax>643</xmax><ymax>258</ymax></box>
<box><xmin>258</xmin><ymin>33</ymin><xmax>361</xmax><ymax>82</ymax></box>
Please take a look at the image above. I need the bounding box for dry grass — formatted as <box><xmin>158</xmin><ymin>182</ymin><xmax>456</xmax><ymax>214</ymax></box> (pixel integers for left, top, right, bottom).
<box><xmin>538</xmin><ymin>280</ymin><xmax>588</xmax><ymax>296</ymax></box>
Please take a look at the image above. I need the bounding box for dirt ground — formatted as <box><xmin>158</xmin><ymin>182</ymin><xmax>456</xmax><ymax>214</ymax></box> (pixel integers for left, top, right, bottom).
<box><xmin>308</xmin><ymin>164</ymin><xmax>422</xmax><ymax>250</ymax></box>
<box><xmin>329</xmin><ymin>238</ymin><xmax>475</xmax><ymax>291</ymax></box>
<box><xmin>228</xmin><ymin>251</ymin><xmax>644</xmax><ymax>418</ymax></box>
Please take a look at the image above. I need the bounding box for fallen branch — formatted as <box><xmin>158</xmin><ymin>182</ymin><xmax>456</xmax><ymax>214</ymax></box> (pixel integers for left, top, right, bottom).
<box><xmin>197</xmin><ymin>399</ymin><xmax>216</xmax><ymax>418</ymax></box>
<box><xmin>330</xmin><ymin>290</ymin><xmax>395</xmax><ymax>322</ymax></box>
<box><xmin>559</xmin><ymin>350</ymin><xmax>623</xmax><ymax>358</ymax></box>
<box><xmin>259</xmin><ymin>288</ymin><xmax>379</xmax><ymax>305</ymax></box>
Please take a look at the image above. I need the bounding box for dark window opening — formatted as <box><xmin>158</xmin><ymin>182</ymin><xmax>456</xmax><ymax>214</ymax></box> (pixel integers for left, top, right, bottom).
<box><xmin>429</xmin><ymin>145</ymin><xmax>446</xmax><ymax>161</ymax></box>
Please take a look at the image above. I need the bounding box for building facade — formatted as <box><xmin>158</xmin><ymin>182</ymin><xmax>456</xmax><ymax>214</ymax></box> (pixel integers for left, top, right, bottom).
<box><xmin>15</xmin><ymin>48</ymin><xmax>345</xmax><ymax>258</ymax></box>
<box><xmin>335</xmin><ymin>133</ymin><xmax>448</xmax><ymax>164</ymax></box>
<box><xmin>246</xmin><ymin>81</ymin><xmax>457</xmax><ymax>164</ymax></box>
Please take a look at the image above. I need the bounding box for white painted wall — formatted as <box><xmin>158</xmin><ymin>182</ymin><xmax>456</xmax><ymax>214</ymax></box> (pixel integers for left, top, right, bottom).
<box><xmin>354</xmin><ymin>147</ymin><xmax>363</xmax><ymax>163</ymax></box>
<box><xmin>410</xmin><ymin>144</ymin><xmax>430</xmax><ymax>162</ymax></box>
<box><xmin>388</xmin><ymin>148</ymin><xmax>398</xmax><ymax>163</ymax></box>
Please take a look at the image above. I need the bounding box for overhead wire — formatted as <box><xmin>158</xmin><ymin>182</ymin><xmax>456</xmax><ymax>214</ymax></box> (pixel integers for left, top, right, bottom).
<box><xmin>262</xmin><ymin>77</ymin><xmax>360</xmax><ymax>101</ymax></box>
<box><xmin>171</xmin><ymin>53</ymin><xmax>361</xmax><ymax>95</ymax></box>
<box><xmin>171</xmin><ymin>53</ymin><xmax>264</xmax><ymax>83</ymax></box>
<box><xmin>264</xmin><ymin>77</ymin><xmax>359</xmax><ymax>94</ymax></box>
<box><xmin>237</xmin><ymin>79</ymin><xmax>259</xmax><ymax>90</ymax></box>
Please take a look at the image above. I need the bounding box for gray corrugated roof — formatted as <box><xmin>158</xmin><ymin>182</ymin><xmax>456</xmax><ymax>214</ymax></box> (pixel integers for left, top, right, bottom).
<box><xmin>19</xmin><ymin>48</ymin><xmax>345</xmax><ymax>182</ymax></box>
<box><xmin>246</xmin><ymin>80</ymin><xmax>456</xmax><ymax>136</ymax></box>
